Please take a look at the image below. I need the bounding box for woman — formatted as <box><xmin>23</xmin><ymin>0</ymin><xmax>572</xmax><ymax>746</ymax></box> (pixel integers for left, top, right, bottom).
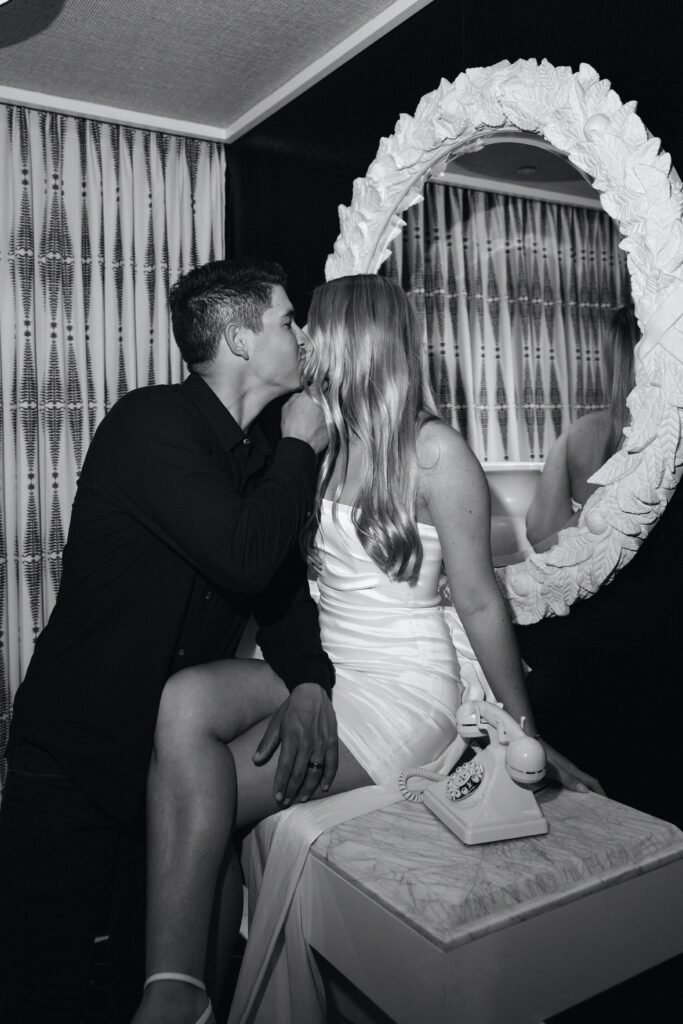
<box><xmin>526</xmin><ymin>305</ymin><xmax>639</xmax><ymax>551</ymax></box>
<box><xmin>134</xmin><ymin>275</ymin><xmax>600</xmax><ymax>1024</ymax></box>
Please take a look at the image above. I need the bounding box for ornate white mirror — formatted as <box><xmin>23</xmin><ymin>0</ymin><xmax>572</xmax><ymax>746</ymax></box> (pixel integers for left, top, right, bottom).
<box><xmin>325</xmin><ymin>60</ymin><xmax>683</xmax><ymax>624</ymax></box>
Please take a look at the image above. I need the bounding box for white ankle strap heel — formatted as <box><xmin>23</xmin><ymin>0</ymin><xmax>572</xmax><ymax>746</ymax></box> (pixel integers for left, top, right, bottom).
<box><xmin>144</xmin><ymin>973</ymin><xmax>214</xmax><ymax>1024</ymax></box>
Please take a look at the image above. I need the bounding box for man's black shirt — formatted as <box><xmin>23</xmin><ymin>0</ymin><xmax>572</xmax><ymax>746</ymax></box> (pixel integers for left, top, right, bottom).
<box><xmin>8</xmin><ymin>373</ymin><xmax>333</xmax><ymax>824</ymax></box>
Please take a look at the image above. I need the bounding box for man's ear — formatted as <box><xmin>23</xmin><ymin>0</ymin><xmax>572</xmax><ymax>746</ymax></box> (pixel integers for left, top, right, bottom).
<box><xmin>224</xmin><ymin>322</ymin><xmax>250</xmax><ymax>361</ymax></box>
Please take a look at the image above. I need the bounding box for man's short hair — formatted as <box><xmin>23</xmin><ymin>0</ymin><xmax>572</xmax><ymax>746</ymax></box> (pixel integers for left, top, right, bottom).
<box><xmin>169</xmin><ymin>258</ymin><xmax>287</xmax><ymax>368</ymax></box>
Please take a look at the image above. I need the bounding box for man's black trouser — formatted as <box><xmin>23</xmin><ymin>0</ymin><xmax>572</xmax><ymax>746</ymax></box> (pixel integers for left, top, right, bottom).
<box><xmin>0</xmin><ymin>743</ymin><xmax>146</xmax><ymax>1024</ymax></box>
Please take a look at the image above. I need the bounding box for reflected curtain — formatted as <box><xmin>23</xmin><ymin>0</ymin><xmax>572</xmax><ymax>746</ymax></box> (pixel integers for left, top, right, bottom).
<box><xmin>0</xmin><ymin>105</ymin><xmax>225</xmax><ymax>781</ymax></box>
<box><xmin>383</xmin><ymin>182</ymin><xmax>630</xmax><ymax>462</ymax></box>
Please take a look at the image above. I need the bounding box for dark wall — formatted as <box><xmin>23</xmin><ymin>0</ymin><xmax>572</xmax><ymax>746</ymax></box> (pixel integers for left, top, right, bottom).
<box><xmin>226</xmin><ymin>0</ymin><xmax>464</xmax><ymax>314</ymax></box>
<box><xmin>226</xmin><ymin>0</ymin><xmax>683</xmax><ymax>317</ymax></box>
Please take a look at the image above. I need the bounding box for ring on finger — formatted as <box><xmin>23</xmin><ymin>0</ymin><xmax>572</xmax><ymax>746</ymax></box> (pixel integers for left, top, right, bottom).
<box><xmin>307</xmin><ymin>760</ymin><xmax>323</xmax><ymax>772</ymax></box>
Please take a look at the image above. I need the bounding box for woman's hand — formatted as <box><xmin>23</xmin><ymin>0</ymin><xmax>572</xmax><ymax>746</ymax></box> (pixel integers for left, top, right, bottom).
<box><xmin>541</xmin><ymin>741</ymin><xmax>605</xmax><ymax>795</ymax></box>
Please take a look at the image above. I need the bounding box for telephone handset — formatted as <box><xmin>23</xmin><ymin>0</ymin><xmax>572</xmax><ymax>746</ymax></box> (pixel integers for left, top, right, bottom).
<box><xmin>398</xmin><ymin>701</ymin><xmax>549</xmax><ymax>845</ymax></box>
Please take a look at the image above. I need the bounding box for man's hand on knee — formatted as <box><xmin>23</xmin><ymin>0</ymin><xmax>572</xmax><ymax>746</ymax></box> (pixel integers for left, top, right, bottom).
<box><xmin>252</xmin><ymin>684</ymin><xmax>338</xmax><ymax>805</ymax></box>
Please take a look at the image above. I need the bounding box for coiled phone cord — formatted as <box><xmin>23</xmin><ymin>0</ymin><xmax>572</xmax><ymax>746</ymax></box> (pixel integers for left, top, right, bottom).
<box><xmin>397</xmin><ymin>767</ymin><xmax>446</xmax><ymax>803</ymax></box>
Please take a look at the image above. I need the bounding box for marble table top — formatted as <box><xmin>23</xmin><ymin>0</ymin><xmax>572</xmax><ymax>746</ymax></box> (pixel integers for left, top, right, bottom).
<box><xmin>310</xmin><ymin>786</ymin><xmax>683</xmax><ymax>952</ymax></box>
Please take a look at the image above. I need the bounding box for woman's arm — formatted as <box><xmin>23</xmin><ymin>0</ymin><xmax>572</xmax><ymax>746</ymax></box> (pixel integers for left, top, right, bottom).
<box><xmin>421</xmin><ymin>423</ymin><xmax>536</xmax><ymax>726</ymax></box>
<box><xmin>420</xmin><ymin>422</ymin><xmax>603</xmax><ymax>793</ymax></box>
<box><xmin>525</xmin><ymin>430</ymin><xmax>573</xmax><ymax>549</ymax></box>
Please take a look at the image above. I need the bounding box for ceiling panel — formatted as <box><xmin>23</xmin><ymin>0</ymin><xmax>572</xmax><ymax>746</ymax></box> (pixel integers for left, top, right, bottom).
<box><xmin>0</xmin><ymin>0</ymin><xmax>427</xmax><ymax>135</ymax></box>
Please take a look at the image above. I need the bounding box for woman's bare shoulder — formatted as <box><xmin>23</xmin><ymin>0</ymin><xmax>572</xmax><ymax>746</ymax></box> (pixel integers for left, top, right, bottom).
<box><xmin>417</xmin><ymin>420</ymin><xmax>485</xmax><ymax>511</ymax></box>
<box><xmin>566</xmin><ymin>410</ymin><xmax>609</xmax><ymax>444</ymax></box>
<box><xmin>417</xmin><ymin>419</ymin><xmax>474</xmax><ymax>473</ymax></box>
<box><xmin>566</xmin><ymin>411</ymin><xmax>610</xmax><ymax>469</ymax></box>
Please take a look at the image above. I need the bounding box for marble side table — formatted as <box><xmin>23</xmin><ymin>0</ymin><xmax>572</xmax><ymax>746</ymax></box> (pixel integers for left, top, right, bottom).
<box><xmin>303</xmin><ymin>787</ymin><xmax>683</xmax><ymax>1023</ymax></box>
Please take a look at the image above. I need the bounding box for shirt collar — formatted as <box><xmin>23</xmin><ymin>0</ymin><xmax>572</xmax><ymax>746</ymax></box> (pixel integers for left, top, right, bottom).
<box><xmin>182</xmin><ymin>372</ymin><xmax>272</xmax><ymax>454</ymax></box>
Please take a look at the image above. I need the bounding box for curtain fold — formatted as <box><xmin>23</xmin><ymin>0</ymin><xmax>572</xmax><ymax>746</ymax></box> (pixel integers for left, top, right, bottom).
<box><xmin>384</xmin><ymin>182</ymin><xmax>630</xmax><ymax>462</ymax></box>
<box><xmin>0</xmin><ymin>105</ymin><xmax>225</xmax><ymax>782</ymax></box>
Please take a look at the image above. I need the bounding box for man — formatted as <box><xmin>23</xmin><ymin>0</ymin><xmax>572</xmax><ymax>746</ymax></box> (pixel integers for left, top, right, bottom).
<box><xmin>0</xmin><ymin>258</ymin><xmax>335</xmax><ymax>1023</ymax></box>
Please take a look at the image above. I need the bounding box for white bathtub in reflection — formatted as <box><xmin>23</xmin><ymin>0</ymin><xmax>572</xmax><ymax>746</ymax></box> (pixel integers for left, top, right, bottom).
<box><xmin>482</xmin><ymin>462</ymin><xmax>543</xmax><ymax>566</ymax></box>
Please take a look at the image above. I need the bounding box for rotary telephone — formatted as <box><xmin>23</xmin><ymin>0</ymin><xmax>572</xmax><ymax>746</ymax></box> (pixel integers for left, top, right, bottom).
<box><xmin>398</xmin><ymin>701</ymin><xmax>549</xmax><ymax>844</ymax></box>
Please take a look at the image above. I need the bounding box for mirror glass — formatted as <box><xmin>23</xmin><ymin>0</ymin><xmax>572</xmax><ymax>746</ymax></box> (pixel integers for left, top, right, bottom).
<box><xmin>378</xmin><ymin>132</ymin><xmax>631</xmax><ymax>559</ymax></box>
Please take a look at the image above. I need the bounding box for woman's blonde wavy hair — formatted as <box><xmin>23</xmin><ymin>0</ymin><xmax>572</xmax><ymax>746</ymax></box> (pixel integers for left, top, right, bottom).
<box><xmin>302</xmin><ymin>274</ymin><xmax>439</xmax><ymax>583</ymax></box>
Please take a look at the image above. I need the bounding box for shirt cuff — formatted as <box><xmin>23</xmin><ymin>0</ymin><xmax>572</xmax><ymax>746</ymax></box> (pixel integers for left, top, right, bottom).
<box><xmin>285</xmin><ymin>656</ymin><xmax>335</xmax><ymax>696</ymax></box>
<box><xmin>274</xmin><ymin>437</ymin><xmax>317</xmax><ymax>478</ymax></box>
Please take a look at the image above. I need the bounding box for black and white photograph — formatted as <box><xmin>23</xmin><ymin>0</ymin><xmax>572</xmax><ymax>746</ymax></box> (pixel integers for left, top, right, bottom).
<box><xmin>0</xmin><ymin>2</ymin><xmax>682</xmax><ymax>1022</ymax></box>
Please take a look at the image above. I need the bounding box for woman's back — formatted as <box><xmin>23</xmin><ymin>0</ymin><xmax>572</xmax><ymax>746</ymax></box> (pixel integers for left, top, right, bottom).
<box><xmin>322</xmin><ymin>416</ymin><xmax>466</xmax><ymax>525</ymax></box>
<box><xmin>318</xmin><ymin>419</ymin><xmax>448</xmax><ymax>610</ymax></box>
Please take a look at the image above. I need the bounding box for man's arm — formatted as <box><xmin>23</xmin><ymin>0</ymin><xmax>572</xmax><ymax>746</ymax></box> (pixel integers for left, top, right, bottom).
<box><xmin>252</xmin><ymin>549</ymin><xmax>334</xmax><ymax>694</ymax></box>
<box><xmin>97</xmin><ymin>392</ymin><xmax>316</xmax><ymax>593</ymax></box>
<box><xmin>250</xmin><ymin>549</ymin><xmax>339</xmax><ymax>804</ymax></box>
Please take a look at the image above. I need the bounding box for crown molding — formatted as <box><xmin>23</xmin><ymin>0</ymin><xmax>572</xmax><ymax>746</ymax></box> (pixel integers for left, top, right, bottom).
<box><xmin>0</xmin><ymin>85</ymin><xmax>228</xmax><ymax>141</ymax></box>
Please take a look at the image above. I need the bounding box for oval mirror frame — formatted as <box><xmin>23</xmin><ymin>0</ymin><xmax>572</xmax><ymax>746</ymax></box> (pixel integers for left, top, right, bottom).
<box><xmin>325</xmin><ymin>59</ymin><xmax>683</xmax><ymax>624</ymax></box>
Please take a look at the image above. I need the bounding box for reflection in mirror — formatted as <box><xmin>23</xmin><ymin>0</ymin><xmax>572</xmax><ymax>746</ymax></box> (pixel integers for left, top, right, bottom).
<box><xmin>381</xmin><ymin>133</ymin><xmax>630</xmax><ymax>472</ymax></box>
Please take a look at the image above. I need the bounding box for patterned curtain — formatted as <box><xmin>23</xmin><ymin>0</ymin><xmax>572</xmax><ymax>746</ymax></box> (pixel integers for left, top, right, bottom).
<box><xmin>383</xmin><ymin>182</ymin><xmax>630</xmax><ymax>462</ymax></box>
<box><xmin>0</xmin><ymin>105</ymin><xmax>225</xmax><ymax>781</ymax></box>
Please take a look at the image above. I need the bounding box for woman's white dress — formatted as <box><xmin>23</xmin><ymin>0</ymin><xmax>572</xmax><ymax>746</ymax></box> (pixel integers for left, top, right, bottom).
<box><xmin>228</xmin><ymin>500</ymin><xmax>492</xmax><ymax>1024</ymax></box>
<box><xmin>318</xmin><ymin>498</ymin><xmax>464</xmax><ymax>780</ymax></box>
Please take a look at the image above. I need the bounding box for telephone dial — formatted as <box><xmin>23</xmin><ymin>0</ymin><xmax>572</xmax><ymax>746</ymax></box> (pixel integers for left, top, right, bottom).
<box><xmin>398</xmin><ymin>701</ymin><xmax>549</xmax><ymax>844</ymax></box>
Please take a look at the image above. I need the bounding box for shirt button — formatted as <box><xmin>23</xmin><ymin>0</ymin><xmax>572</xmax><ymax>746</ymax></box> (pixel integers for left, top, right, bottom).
<box><xmin>205</xmin><ymin>591</ymin><xmax>212</xmax><ymax>601</ymax></box>
<box><xmin>242</xmin><ymin>437</ymin><xmax>251</xmax><ymax>446</ymax></box>
<box><xmin>178</xmin><ymin>648</ymin><xmax>185</xmax><ymax>657</ymax></box>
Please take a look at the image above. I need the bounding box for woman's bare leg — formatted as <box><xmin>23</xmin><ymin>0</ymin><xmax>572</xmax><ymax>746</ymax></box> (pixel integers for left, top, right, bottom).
<box><xmin>230</xmin><ymin>719</ymin><xmax>371</xmax><ymax>827</ymax></box>
<box><xmin>132</xmin><ymin>659</ymin><xmax>370</xmax><ymax>1024</ymax></box>
<box><xmin>131</xmin><ymin>659</ymin><xmax>286</xmax><ymax>1024</ymax></box>
<box><xmin>205</xmin><ymin>723</ymin><xmax>371</xmax><ymax>1020</ymax></box>
<box><xmin>203</xmin><ymin>844</ymin><xmax>244</xmax><ymax>1022</ymax></box>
